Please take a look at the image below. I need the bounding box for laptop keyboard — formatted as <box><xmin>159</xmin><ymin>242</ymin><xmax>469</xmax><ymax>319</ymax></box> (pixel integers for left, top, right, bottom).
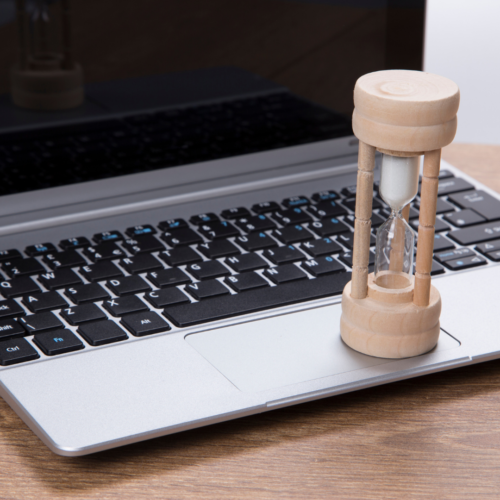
<box><xmin>0</xmin><ymin>92</ymin><xmax>351</xmax><ymax>196</ymax></box>
<box><xmin>0</xmin><ymin>169</ymin><xmax>499</xmax><ymax>366</ymax></box>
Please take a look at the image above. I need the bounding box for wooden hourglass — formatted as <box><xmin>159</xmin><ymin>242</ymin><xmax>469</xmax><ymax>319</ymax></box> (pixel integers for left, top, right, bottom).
<box><xmin>340</xmin><ymin>70</ymin><xmax>460</xmax><ymax>359</ymax></box>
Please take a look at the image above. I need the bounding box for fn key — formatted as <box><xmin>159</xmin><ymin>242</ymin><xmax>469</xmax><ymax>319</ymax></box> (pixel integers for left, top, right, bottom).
<box><xmin>0</xmin><ymin>337</ymin><xmax>39</xmax><ymax>365</ymax></box>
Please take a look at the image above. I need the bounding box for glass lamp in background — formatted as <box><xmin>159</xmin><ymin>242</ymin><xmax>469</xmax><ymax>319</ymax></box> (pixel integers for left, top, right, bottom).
<box><xmin>10</xmin><ymin>0</ymin><xmax>83</xmax><ymax>110</ymax></box>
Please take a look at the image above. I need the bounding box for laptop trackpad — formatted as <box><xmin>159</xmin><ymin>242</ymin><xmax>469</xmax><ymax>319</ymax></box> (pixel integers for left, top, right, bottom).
<box><xmin>185</xmin><ymin>304</ymin><xmax>460</xmax><ymax>393</ymax></box>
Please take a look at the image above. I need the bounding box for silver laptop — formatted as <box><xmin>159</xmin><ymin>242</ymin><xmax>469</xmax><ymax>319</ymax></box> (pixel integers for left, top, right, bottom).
<box><xmin>0</xmin><ymin>0</ymin><xmax>498</xmax><ymax>456</ymax></box>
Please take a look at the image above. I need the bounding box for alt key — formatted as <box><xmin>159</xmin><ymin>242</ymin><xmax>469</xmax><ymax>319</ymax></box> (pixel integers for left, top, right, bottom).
<box><xmin>0</xmin><ymin>337</ymin><xmax>39</xmax><ymax>366</ymax></box>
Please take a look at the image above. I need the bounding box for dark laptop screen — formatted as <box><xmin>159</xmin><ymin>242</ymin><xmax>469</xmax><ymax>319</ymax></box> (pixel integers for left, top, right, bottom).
<box><xmin>0</xmin><ymin>0</ymin><xmax>425</xmax><ymax>195</ymax></box>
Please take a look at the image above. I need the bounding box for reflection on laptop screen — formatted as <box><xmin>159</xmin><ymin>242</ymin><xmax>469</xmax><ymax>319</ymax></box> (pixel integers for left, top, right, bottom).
<box><xmin>0</xmin><ymin>0</ymin><xmax>424</xmax><ymax>195</ymax></box>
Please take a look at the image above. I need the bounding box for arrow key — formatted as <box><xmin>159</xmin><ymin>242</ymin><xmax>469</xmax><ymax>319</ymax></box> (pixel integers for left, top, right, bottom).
<box><xmin>443</xmin><ymin>255</ymin><xmax>487</xmax><ymax>271</ymax></box>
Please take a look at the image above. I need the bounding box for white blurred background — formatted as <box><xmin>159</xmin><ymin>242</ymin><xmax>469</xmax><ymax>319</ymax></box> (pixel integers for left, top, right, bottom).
<box><xmin>425</xmin><ymin>0</ymin><xmax>500</xmax><ymax>145</ymax></box>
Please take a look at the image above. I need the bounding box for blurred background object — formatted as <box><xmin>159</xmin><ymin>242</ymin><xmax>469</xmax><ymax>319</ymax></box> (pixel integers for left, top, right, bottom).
<box><xmin>425</xmin><ymin>0</ymin><xmax>500</xmax><ymax>145</ymax></box>
<box><xmin>9</xmin><ymin>0</ymin><xmax>83</xmax><ymax>110</ymax></box>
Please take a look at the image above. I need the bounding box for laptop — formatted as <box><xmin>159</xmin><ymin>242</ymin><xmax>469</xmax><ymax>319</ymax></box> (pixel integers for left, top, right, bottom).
<box><xmin>0</xmin><ymin>0</ymin><xmax>498</xmax><ymax>457</ymax></box>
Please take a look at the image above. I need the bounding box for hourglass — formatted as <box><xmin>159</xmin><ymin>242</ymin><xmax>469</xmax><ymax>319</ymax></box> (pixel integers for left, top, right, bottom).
<box><xmin>340</xmin><ymin>70</ymin><xmax>460</xmax><ymax>359</ymax></box>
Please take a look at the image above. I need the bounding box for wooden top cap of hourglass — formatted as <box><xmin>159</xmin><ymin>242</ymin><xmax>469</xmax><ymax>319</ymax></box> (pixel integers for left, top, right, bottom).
<box><xmin>352</xmin><ymin>70</ymin><xmax>460</xmax><ymax>154</ymax></box>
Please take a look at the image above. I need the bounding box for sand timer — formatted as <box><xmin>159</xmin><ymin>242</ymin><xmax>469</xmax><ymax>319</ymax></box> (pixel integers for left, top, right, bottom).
<box><xmin>340</xmin><ymin>70</ymin><xmax>460</xmax><ymax>359</ymax></box>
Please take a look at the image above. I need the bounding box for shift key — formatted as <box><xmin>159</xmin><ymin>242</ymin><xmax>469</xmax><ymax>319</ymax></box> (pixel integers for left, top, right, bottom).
<box><xmin>448</xmin><ymin>222</ymin><xmax>500</xmax><ymax>246</ymax></box>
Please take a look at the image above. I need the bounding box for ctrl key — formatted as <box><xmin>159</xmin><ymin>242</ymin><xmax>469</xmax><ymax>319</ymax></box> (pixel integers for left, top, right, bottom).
<box><xmin>33</xmin><ymin>330</ymin><xmax>84</xmax><ymax>356</ymax></box>
<box><xmin>0</xmin><ymin>337</ymin><xmax>39</xmax><ymax>366</ymax></box>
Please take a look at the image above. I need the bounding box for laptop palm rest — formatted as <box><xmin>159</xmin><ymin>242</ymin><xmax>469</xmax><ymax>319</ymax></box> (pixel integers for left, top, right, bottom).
<box><xmin>186</xmin><ymin>304</ymin><xmax>460</xmax><ymax>393</ymax></box>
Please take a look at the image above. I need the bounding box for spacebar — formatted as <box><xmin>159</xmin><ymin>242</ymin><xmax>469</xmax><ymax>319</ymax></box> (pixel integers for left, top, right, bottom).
<box><xmin>164</xmin><ymin>272</ymin><xmax>351</xmax><ymax>327</ymax></box>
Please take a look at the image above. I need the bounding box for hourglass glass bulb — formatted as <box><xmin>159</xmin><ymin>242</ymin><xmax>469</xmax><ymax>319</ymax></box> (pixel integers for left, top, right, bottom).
<box><xmin>374</xmin><ymin>154</ymin><xmax>420</xmax><ymax>288</ymax></box>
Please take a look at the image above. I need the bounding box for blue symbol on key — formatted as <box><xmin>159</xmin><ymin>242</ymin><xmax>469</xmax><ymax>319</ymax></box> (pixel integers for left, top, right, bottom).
<box><xmin>324</xmin><ymin>238</ymin><xmax>331</xmax><ymax>243</ymax></box>
<box><xmin>331</xmin><ymin>218</ymin><xmax>339</xmax><ymax>224</ymax></box>
<box><xmin>37</xmin><ymin>247</ymin><xmax>48</xmax><ymax>252</ymax></box>
<box><xmin>326</xmin><ymin>256</ymin><xmax>333</xmax><ymax>262</ymax></box>
<box><xmin>103</xmin><ymin>234</ymin><xmax>117</xmax><ymax>240</ymax></box>
<box><xmin>53</xmin><ymin>338</ymin><xmax>64</xmax><ymax>342</ymax></box>
<box><xmin>294</xmin><ymin>208</ymin><xmax>301</xmax><ymax>213</ymax></box>
<box><xmin>295</xmin><ymin>225</ymin><xmax>302</xmax><ymax>230</ymax></box>
<box><xmin>289</xmin><ymin>245</ymin><xmax>295</xmax><ymax>250</ymax></box>
<box><xmin>259</xmin><ymin>215</ymin><xmax>266</xmax><ymax>220</ymax></box>
<box><xmin>171</xmin><ymin>222</ymin><xmax>179</xmax><ymax>228</ymax></box>
<box><xmin>259</xmin><ymin>232</ymin><xmax>266</xmax><ymax>238</ymax></box>
<box><xmin>456</xmin><ymin>261</ymin><xmax>464</xmax><ymax>266</ymax></box>
<box><xmin>202</xmin><ymin>217</ymin><xmax>210</xmax><ymax>221</ymax></box>
<box><xmin>222</xmin><ymin>222</ymin><xmax>228</xmax><ymax>227</ymax></box>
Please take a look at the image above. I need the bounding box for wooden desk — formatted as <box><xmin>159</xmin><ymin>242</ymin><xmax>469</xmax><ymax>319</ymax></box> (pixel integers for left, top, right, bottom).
<box><xmin>1</xmin><ymin>144</ymin><xmax>499</xmax><ymax>500</ymax></box>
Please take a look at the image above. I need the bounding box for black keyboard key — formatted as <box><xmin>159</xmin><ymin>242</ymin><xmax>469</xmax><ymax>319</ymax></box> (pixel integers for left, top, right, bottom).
<box><xmin>336</xmin><ymin>232</ymin><xmax>376</xmax><ymax>250</ymax></box>
<box><xmin>60</xmin><ymin>303</ymin><xmax>107</xmax><ymax>325</ymax></box>
<box><xmin>301</xmin><ymin>238</ymin><xmax>343</xmax><ymax>257</ymax></box>
<box><xmin>59</xmin><ymin>237</ymin><xmax>91</xmax><ymax>250</ymax></box>
<box><xmin>162</xmin><ymin>228</ymin><xmax>203</xmax><ymax>247</ymax></box>
<box><xmin>102</xmin><ymin>295</ymin><xmax>149</xmax><ymax>317</ymax></box>
<box><xmin>424</xmin><ymin>177</ymin><xmax>475</xmax><ymax>197</ymax></box>
<box><xmin>0</xmin><ymin>277</ymin><xmax>41</xmax><ymax>298</ymax></box>
<box><xmin>434</xmin><ymin>248</ymin><xmax>477</xmax><ymax>263</ymax></box>
<box><xmin>271</xmin><ymin>225</ymin><xmax>312</xmax><ymax>244</ymax></box>
<box><xmin>307</xmin><ymin>200</ymin><xmax>347</xmax><ymax>219</ymax></box>
<box><xmin>43</xmin><ymin>250</ymin><xmax>86</xmax><ymax>269</ymax></box>
<box><xmin>128</xmin><ymin>273</ymin><xmax>353</xmax><ymax>327</ymax></box>
<box><xmin>341</xmin><ymin>185</ymin><xmax>357</xmax><ymax>197</ymax></box>
<box><xmin>79</xmin><ymin>261</ymin><xmax>123</xmax><ymax>282</ymax></box>
<box><xmin>234</xmin><ymin>233</ymin><xmax>277</xmax><ymax>251</ymax></box>
<box><xmin>221</xmin><ymin>207</ymin><xmax>251</xmax><ymax>220</ymax></box>
<box><xmin>264</xmin><ymin>264</ymin><xmax>307</xmax><ymax>284</ymax></box>
<box><xmin>224</xmin><ymin>253</ymin><xmax>269</xmax><ymax>273</ymax></box>
<box><xmin>25</xmin><ymin>243</ymin><xmax>57</xmax><ymax>257</ymax></box>
<box><xmin>78</xmin><ymin>320</ymin><xmax>128</xmax><ymax>346</ymax></box>
<box><xmin>120</xmin><ymin>254</ymin><xmax>163</xmax><ymax>274</ymax></box>
<box><xmin>485</xmin><ymin>250</ymin><xmax>500</xmax><ymax>262</ymax></box>
<box><xmin>411</xmin><ymin>217</ymin><xmax>450</xmax><ymax>233</ymax></box>
<box><xmin>252</xmin><ymin>201</ymin><xmax>281</xmax><ymax>214</ymax></box>
<box><xmin>189</xmin><ymin>213</ymin><xmax>219</xmax><ymax>225</ymax></box>
<box><xmin>22</xmin><ymin>292</ymin><xmax>67</xmax><ymax>313</ymax></box>
<box><xmin>38</xmin><ymin>268</ymin><xmax>82</xmax><ymax>290</ymax></box>
<box><xmin>302</xmin><ymin>256</ymin><xmax>345</xmax><ymax>276</ymax></box>
<box><xmin>125</xmin><ymin>224</ymin><xmax>157</xmax><ymax>237</ymax></box>
<box><xmin>0</xmin><ymin>299</ymin><xmax>25</xmax><ymax>319</ymax></box>
<box><xmin>121</xmin><ymin>235</ymin><xmax>164</xmax><ymax>255</ymax></box>
<box><xmin>448</xmin><ymin>222</ymin><xmax>500</xmax><ymax>246</ymax></box>
<box><xmin>0</xmin><ymin>249</ymin><xmax>22</xmax><ymax>262</ymax></box>
<box><xmin>224</xmin><ymin>272</ymin><xmax>269</xmax><ymax>292</ymax></box>
<box><xmin>0</xmin><ymin>337</ymin><xmax>39</xmax><ymax>366</ymax></box>
<box><xmin>0</xmin><ymin>319</ymin><xmax>26</xmax><ymax>340</ymax></box>
<box><xmin>443</xmin><ymin>209</ymin><xmax>486</xmax><ymax>228</ymax></box>
<box><xmin>263</xmin><ymin>245</ymin><xmax>305</xmax><ymax>265</ymax></box>
<box><xmin>430</xmin><ymin>260</ymin><xmax>445</xmax><ymax>275</ymax></box>
<box><xmin>185</xmin><ymin>261</ymin><xmax>230</xmax><ymax>280</ymax></box>
<box><xmin>121</xmin><ymin>311</ymin><xmax>170</xmax><ymax>337</ymax></box>
<box><xmin>2</xmin><ymin>258</ymin><xmax>46</xmax><ymax>278</ymax></box>
<box><xmin>235</xmin><ymin>215</ymin><xmax>276</xmax><ymax>233</ymax></box>
<box><xmin>309</xmin><ymin>218</ymin><xmax>350</xmax><ymax>237</ymax></box>
<box><xmin>64</xmin><ymin>283</ymin><xmax>110</xmax><ymax>304</ymax></box>
<box><xmin>282</xmin><ymin>196</ymin><xmax>310</xmax><ymax>208</ymax></box>
<box><xmin>339</xmin><ymin>251</ymin><xmax>375</xmax><ymax>267</ymax></box>
<box><xmin>311</xmin><ymin>190</ymin><xmax>340</xmax><ymax>203</ymax></box>
<box><xmin>93</xmin><ymin>230</ymin><xmax>124</xmax><ymax>244</ymax></box>
<box><xmin>438</xmin><ymin>169</ymin><xmax>454</xmax><ymax>180</ymax></box>
<box><xmin>443</xmin><ymin>255</ymin><xmax>487</xmax><ymax>271</ymax></box>
<box><xmin>19</xmin><ymin>312</ymin><xmax>64</xmax><ymax>334</ymax></box>
<box><xmin>158</xmin><ymin>247</ymin><xmax>202</xmax><ymax>266</ymax></box>
<box><xmin>147</xmin><ymin>268</ymin><xmax>191</xmax><ymax>288</ymax></box>
<box><xmin>198</xmin><ymin>221</ymin><xmax>240</xmax><ymax>240</ymax></box>
<box><xmin>83</xmin><ymin>242</ymin><xmax>125</xmax><ymax>262</ymax></box>
<box><xmin>432</xmin><ymin>198</ymin><xmax>456</xmax><ymax>214</ymax></box>
<box><xmin>476</xmin><ymin>239</ymin><xmax>500</xmax><ymax>255</ymax></box>
<box><xmin>106</xmin><ymin>276</ymin><xmax>151</xmax><ymax>296</ymax></box>
<box><xmin>184</xmin><ymin>279</ymin><xmax>230</xmax><ymax>300</ymax></box>
<box><xmin>432</xmin><ymin>234</ymin><xmax>455</xmax><ymax>252</ymax></box>
<box><xmin>33</xmin><ymin>329</ymin><xmax>84</xmax><ymax>356</ymax></box>
<box><xmin>144</xmin><ymin>288</ymin><xmax>190</xmax><ymax>308</ymax></box>
<box><xmin>158</xmin><ymin>218</ymin><xmax>188</xmax><ymax>231</ymax></box>
<box><xmin>273</xmin><ymin>208</ymin><xmax>312</xmax><ymax>226</ymax></box>
<box><xmin>448</xmin><ymin>190</ymin><xmax>500</xmax><ymax>221</ymax></box>
<box><xmin>197</xmin><ymin>240</ymin><xmax>240</xmax><ymax>259</ymax></box>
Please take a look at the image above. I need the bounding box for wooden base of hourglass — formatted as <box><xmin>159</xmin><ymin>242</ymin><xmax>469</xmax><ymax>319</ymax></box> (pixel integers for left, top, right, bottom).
<box><xmin>340</xmin><ymin>273</ymin><xmax>441</xmax><ymax>359</ymax></box>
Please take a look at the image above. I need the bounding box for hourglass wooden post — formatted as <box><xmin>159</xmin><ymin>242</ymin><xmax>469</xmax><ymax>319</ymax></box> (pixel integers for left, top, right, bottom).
<box><xmin>341</xmin><ymin>70</ymin><xmax>460</xmax><ymax>359</ymax></box>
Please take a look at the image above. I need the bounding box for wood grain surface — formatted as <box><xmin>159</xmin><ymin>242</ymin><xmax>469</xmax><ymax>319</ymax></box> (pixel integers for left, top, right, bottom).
<box><xmin>1</xmin><ymin>144</ymin><xmax>500</xmax><ymax>500</ymax></box>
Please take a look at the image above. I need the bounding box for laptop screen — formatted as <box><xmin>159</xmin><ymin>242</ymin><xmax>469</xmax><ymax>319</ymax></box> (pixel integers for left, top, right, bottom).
<box><xmin>0</xmin><ymin>0</ymin><xmax>425</xmax><ymax>196</ymax></box>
